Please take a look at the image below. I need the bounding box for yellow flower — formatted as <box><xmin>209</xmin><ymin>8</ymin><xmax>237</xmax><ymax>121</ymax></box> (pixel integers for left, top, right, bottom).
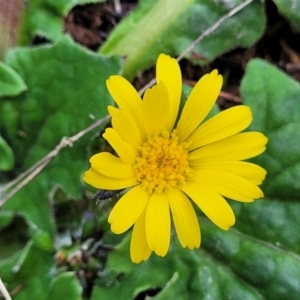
<box><xmin>84</xmin><ymin>54</ymin><xmax>268</xmax><ymax>263</ymax></box>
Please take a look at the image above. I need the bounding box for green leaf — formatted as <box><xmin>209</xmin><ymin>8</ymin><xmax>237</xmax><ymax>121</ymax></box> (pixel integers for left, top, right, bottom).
<box><xmin>231</xmin><ymin>59</ymin><xmax>300</xmax><ymax>254</ymax></box>
<box><xmin>241</xmin><ymin>59</ymin><xmax>300</xmax><ymax>199</ymax></box>
<box><xmin>0</xmin><ymin>135</ymin><xmax>14</xmax><ymax>171</ymax></box>
<box><xmin>28</xmin><ymin>222</ymin><xmax>54</xmax><ymax>252</ymax></box>
<box><xmin>0</xmin><ymin>211</ymin><xmax>14</xmax><ymax>229</ymax></box>
<box><xmin>0</xmin><ymin>240</ymin><xmax>81</xmax><ymax>300</ymax></box>
<box><xmin>0</xmin><ymin>61</ymin><xmax>27</xmax><ymax>97</ymax></box>
<box><xmin>48</xmin><ymin>272</ymin><xmax>82</xmax><ymax>300</ymax></box>
<box><xmin>100</xmin><ymin>0</ymin><xmax>266</xmax><ymax>79</ymax></box>
<box><xmin>272</xmin><ymin>0</ymin><xmax>300</xmax><ymax>30</ymax></box>
<box><xmin>1</xmin><ymin>36</ymin><xmax>121</xmax><ymax>235</ymax></box>
<box><xmin>0</xmin><ymin>215</ymin><xmax>29</xmax><ymax>260</ymax></box>
<box><xmin>92</xmin><ymin>235</ymin><xmax>263</xmax><ymax>300</ymax></box>
<box><xmin>19</xmin><ymin>0</ymin><xmax>105</xmax><ymax>44</ymax></box>
<box><xmin>0</xmin><ymin>241</ymin><xmax>55</xmax><ymax>300</ymax></box>
<box><xmin>201</xmin><ymin>221</ymin><xmax>300</xmax><ymax>300</ymax></box>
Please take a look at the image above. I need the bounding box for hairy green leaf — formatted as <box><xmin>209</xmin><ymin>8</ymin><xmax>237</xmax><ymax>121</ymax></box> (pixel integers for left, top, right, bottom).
<box><xmin>0</xmin><ymin>61</ymin><xmax>27</xmax><ymax>97</ymax></box>
<box><xmin>0</xmin><ymin>135</ymin><xmax>14</xmax><ymax>171</ymax></box>
<box><xmin>1</xmin><ymin>36</ymin><xmax>120</xmax><ymax>234</ymax></box>
<box><xmin>92</xmin><ymin>235</ymin><xmax>263</xmax><ymax>300</ymax></box>
<box><xmin>0</xmin><ymin>242</ymin><xmax>55</xmax><ymax>300</ymax></box>
<box><xmin>272</xmin><ymin>0</ymin><xmax>300</xmax><ymax>30</ymax></box>
<box><xmin>100</xmin><ymin>0</ymin><xmax>266</xmax><ymax>79</ymax></box>
<box><xmin>0</xmin><ymin>241</ymin><xmax>82</xmax><ymax>300</ymax></box>
<box><xmin>20</xmin><ymin>0</ymin><xmax>104</xmax><ymax>44</ymax></box>
<box><xmin>48</xmin><ymin>272</ymin><xmax>82</xmax><ymax>300</ymax></box>
<box><xmin>241</xmin><ymin>59</ymin><xmax>300</xmax><ymax>199</ymax></box>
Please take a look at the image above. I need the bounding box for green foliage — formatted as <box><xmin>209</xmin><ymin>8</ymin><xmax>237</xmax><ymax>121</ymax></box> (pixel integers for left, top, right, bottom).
<box><xmin>0</xmin><ymin>242</ymin><xmax>55</xmax><ymax>300</ymax></box>
<box><xmin>1</xmin><ymin>36</ymin><xmax>120</xmax><ymax>236</ymax></box>
<box><xmin>0</xmin><ymin>36</ymin><xmax>120</xmax><ymax>298</ymax></box>
<box><xmin>48</xmin><ymin>272</ymin><xmax>82</xmax><ymax>300</ymax></box>
<box><xmin>92</xmin><ymin>236</ymin><xmax>263</xmax><ymax>300</ymax></box>
<box><xmin>0</xmin><ymin>61</ymin><xmax>27</xmax><ymax>97</ymax></box>
<box><xmin>19</xmin><ymin>0</ymin><xmax>104</xmax><ymax>44</ymax></box>
<box><xmin>242</xmin><ymin>59</ymin><xmax>300</xmax><ymax>199</ymax></box>
<box><xmin>100</xmin><ymin>0</ymin><xmax>266</xmax><ymax>79</ymax></box>
<box><xmin>272</xmin><ymin>0</ymin><xmax>300</xmax><ymax>30</ymax></box>
<box><xmin>0</xmin><ymin>135</ymin><xmax>14</xmax><ymax>171</ymax></box>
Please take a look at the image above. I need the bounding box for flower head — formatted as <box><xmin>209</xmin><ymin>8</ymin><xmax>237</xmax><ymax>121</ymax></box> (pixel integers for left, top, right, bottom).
<box><xmin>84</xmin><ymin>54</ymin><xmax>268</xmax><ymax>263</ymax></box>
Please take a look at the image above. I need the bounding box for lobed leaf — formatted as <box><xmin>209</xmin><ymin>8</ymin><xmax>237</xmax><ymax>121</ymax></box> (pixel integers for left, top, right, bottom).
<box><xmin>0</xmin><ymin>61</ymin><xmax>27</xmax><ymax>97</ymax></box>
<box><xmin>1</xmin><ymin>36</ymin><xmax>121</xmax><ymax>234</ymax></box>
<box><xmin>0</xmin><ymin>135</ymin><xmax>14</xmax><ymax>171</ymax></box>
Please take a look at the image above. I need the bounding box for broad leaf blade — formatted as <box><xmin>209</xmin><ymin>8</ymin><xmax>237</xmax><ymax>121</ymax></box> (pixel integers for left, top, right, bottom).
<box><xmin>0</xmin><ymin>135</ymin><xmax>14</xmax><ymax>171</ymax></box>
<box><xmin>100</xmin><ymin>0</ymin><xmax>266</xmax><ymax>79</ymax></box>
<box><xmin>272</xmin><ymin>0</ymin><xmax>300</xmax><ymax>30</ymax></box>
<box><xmin>19</xmin><ymin>0</ymin><xmax>103</xmax><ymax>44</ymax></box>
<box><xmin>48</xmin><ymin>272</ymin><xmax>82</xmax><ymax>300</ymax></box>
<box><xmin>0</xmin><ymin>61</ymin><xmax>27</xmax><ymax>97</ymax></box>
<box><xmin>0</xmin><ymin>242</ymin><xmax>55</xmax><ymax>300</ymax></box>
<box><xmin>241</xmin><ymin>58</ymin><xmax>300</xmax><ymax>198</ymax></box>
<box><xmin>1</xmin><ymin>36</ymin><xmax>120</xmax><ymax>234</ymax></box>
<box><xmin>92</xmin><ymin>236</ymin><xmax>264</xmax><ymax>300</ymax></box>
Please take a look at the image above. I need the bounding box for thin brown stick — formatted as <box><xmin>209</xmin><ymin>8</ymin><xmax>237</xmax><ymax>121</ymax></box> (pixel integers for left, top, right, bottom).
<box><xmin>0</xmin><ymin>0</ymin><xmax>253</xmax><ymax>207</ymax></box>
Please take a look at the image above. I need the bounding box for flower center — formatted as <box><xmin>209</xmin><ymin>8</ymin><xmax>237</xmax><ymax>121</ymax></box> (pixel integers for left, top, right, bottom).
<box><xmin>133</xmin><ymin>131</ymin><xmax>193</xmax><ymax>194</ymax></box>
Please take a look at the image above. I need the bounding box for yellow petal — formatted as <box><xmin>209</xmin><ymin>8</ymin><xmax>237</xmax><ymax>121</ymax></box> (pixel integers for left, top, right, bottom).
<box><xmin>130</xmin><ymin>208</ymin><xmax>152</xmax><ymax>263</ymax></box>
<box><xmin>190</xmin><ymin>161</ymin><xmax>267</xmax><ymax>185</ymax></box>
<box><xmin>192</xmin><ymin>170</ymin><xmax>264</xmax><ymax>202</ymax></box>
<box><xmin>180</xmin><ymin>182</ymin><xmax>235</xmax><ymax>230</ymax></box>
<box><xmin>109</xmin><ymin>185</ymin><xmax>149</xmax><ymax>234</ymax></box>
<box><xmin>166</xmin><ymin>188</ymin><xmax>200</xmax><ymax>249</ymax></box>
<box><xmin>142</xmin><ymin>81</ymin><xmax>170</xmax><ymax>136</ymax></box>
<box><xmin>145</xmin><ymin>192</ymin><xmax>170</xmax><ymax>257</ymax></box>
<box><xmin>89</xmin><ymin>152</ymin><xmax>135</xmax><ymax>179</ymax></box>
<box><xmin>83</xmin><ymin>168</ymin><xmax>137</xmax><ymax>189</ymax></box>
<box><xmin>103</xmin><ymin>128</ymin><xmax>138</xmax><ymax>165</ymax></box>
<box><xmin>106</xmin><ymin>75</ymin><xmax>146</xmax><ymax>137</ymax></box>
<box><xmin>156</xmin><ymin>54</ymin><xmax>182</xmax><ymax>131</ymax></box>
<box><xmin>187</xmin><ymin>105</ymin><xmax>253</xmax><ymax>150</ymax></box>
<box><xmin>108</xmin><ymin>106</ymin><xmax>143</xmax><ymax>146</ymax></box>
<box><xmin>189</xmin><ymin>132</ymin><xmax>268</xmax><ymax>162</ymax></box>
<box><xmin>177</xmin><ymin>70</ymin><xmax>223</xmax><ymax>142</ymax></box>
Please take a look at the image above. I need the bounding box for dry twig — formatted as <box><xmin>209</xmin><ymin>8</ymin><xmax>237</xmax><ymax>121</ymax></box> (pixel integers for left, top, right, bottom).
<box><xmin>0</xmin><ymin>115</ymin><xmax>110</xmax><ymax>206</ymax></box>
<box><xmin>139</xmin><ymin>0</ymin><xmax>254</xmax><ymax>95</ymax></box>
<box><xmin>0</xmin><ymin>279</ymin><xmax>12</xmax><ymax>300</ymax></box>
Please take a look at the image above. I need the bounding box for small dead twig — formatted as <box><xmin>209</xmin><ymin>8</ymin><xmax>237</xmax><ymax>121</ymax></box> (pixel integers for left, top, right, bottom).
<box><xmin>0</xmin><ymin>115</ymin><xmax>110</xmax><ymax>207</ymax></box>
<box><xmin>0</xmin><ymin>279</ymin><xmax>12</xmax><ymax>300</ymax></box>
<box><xmin>0</xmin><ymin>0</ymin><xmax>253</xmax><ymax>207</ymax></box>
